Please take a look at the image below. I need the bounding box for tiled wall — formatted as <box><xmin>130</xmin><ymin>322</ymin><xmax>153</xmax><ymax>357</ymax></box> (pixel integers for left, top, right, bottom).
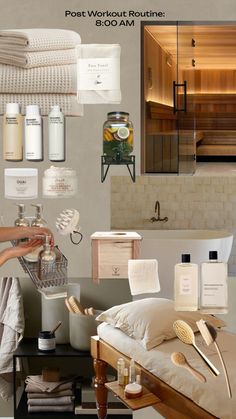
<box><xmin>111</xmin><ymin>176</ymin><xmax>236</xmax><ymax>274</ymax></box>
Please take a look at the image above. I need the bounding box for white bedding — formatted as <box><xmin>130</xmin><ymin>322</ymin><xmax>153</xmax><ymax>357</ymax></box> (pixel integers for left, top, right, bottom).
<box><xmin>98</xmin><ymin>323</ymin><xmax>236</xmax><ymax>419</ymax></box>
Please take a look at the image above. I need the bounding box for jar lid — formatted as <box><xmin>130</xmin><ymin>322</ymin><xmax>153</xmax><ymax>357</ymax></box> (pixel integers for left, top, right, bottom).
<box><xmin>5</xmin><ymin>168</ymin><xmax>38</xmax><ymax>177</ymax></box>
<box><xmin>124</xmin><ymin>383</ymin><xmax>142</xmax><ymax>394</ymax></box>
<box><xmin>39</xmin><ymin>331</ymin><xmax>55</xmax><ymax>338</ymax></box>
<box><xmin>43</xmin><ymin>166</ymin><xmax>77</xmax><ymax>177</ymax></box>
<box><xmin>107</xmin><ymin>111</ymin><xmax>129</xmax><ymax>117</ymax></box>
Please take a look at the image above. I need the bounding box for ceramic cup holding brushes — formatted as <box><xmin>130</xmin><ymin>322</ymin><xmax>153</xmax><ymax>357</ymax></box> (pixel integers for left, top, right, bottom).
<box><xmin>38</xmin><ymin>321</ymin><xmax>62</xmax><ymax>352</ymax></box>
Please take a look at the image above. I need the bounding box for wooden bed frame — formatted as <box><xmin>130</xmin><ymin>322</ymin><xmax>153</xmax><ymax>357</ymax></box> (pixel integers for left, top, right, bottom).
<box><xmin>91</xmin><ymin>336</ymin><xmax>217</xmax><ymax>419</ymax></box>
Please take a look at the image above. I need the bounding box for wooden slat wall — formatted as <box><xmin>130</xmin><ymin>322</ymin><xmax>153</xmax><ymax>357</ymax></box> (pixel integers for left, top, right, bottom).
<box><xmin>146</xmin><ymin>134</ymin><xmax>178</xmax><ymax>173</ymax></box>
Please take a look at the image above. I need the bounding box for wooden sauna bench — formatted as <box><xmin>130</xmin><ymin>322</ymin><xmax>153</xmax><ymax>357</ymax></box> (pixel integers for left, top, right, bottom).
<box><xmin>196</xmin><ymin>130</ymin><xmax>236</xmax><ymax>156</ymax></box>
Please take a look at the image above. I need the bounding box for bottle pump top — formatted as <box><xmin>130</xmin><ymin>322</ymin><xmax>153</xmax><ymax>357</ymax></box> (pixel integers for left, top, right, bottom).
<box><xmin>181</xmin><ymin>254</ymin><xmax>191</xmax><ymax>263</ymax></box>
<box><xmin>6</xmin><ymin>103</ymin><xmax>20</xmax><ymax>114</ymax></box>
<box><xmin>17</xmin><ymin>203</ymin><xmax>26</xmax><ymax>218</ymax></box>
<box><xmin>209</xmin><ymin>251</ymin><xmax>218</xmax><ymax>260</ymax></box>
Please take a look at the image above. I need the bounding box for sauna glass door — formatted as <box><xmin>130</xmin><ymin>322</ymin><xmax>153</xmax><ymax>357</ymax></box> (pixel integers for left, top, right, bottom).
<box><xmin>142</xmin><ymin>22</ymin><xmax>196</xmax><ymax>174</ymax></box>
<box><xmin>176</xmin><ymin>23</ymin><xmax>196</xmax><ymax>174</ymax></box>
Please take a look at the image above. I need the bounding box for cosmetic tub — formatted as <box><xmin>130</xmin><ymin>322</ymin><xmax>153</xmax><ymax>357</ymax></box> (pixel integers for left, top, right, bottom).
<box><xmin>43</xmin><ymin>166</ymin><xmax>77</xmax><ymax>198</ymax></box>
<box><xmin>38</xmin><ymin>331</ymin><xmax>56</xmax><ymax>352</ymax></box>
<box><xmin>4</xmin><ymin>168</ymin><xmax>38</xmax><ymax>199</ymax></box>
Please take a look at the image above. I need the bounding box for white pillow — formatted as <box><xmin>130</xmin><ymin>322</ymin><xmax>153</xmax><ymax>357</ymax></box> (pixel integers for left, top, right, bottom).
<box><xmin>96</xmin><ymin>298</ymin><xmax>225</xmax><ymax>350</ymax></box>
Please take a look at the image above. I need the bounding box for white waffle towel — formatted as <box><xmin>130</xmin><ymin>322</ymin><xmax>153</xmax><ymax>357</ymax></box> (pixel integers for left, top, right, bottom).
<box><xmin>0</xmin><ymin>64</ymin><xmax>77</xmax><ymax>93</ymax></box>
<box><xmin>128</xmin><ymin>259</ymin><xmax>161</xmax><ymax>296</ymax></box>
<box><xmin>0</xmin><ymin>29</ymin><xmax>81</xmax><ymax>51</ymax></box>
<box><xmin>0</xmin><ymin>94</ymin><xmax>83</xmax><ymax>116</ymax></box>
<box><xmin>0</xmin><ymin>48</ymin><xmax>78</xmax><ymax>68</ymax></box>
<box><xmin>77</xmin><ymin>44</ymin><xmax>121</xmax><ymax>104</ymax></box>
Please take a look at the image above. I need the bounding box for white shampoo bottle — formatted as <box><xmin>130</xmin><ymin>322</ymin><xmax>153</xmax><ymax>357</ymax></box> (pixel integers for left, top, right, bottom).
<box><xmin>200</xmin><ymin>251</ymin><xmax>228</xmax><ymax>314</ymax></box>
<box><xmin>48</xmin><ymin>106</ymin><xmax>65</xmax><ymax>162</ymax></box>
<box><xmin>3</xmin><ymin>103</ymin><xmax>23</xmax><ymax>161</ymax></box>
<box><xmin>25</xmin><ymin>105</ymin><xmax>43</xmax><ymax>161</ymax></box>
<box><xmin>174</xmin><ymin>254</ymin><xmax>198</xmax><ymax>311</ymax></box>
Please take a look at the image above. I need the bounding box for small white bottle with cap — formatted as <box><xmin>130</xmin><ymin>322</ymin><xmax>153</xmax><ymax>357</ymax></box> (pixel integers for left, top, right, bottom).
<box><xmin>25</xmin><ymin>105</ymin><xmax>43</xmax><ymax>161</ymax></box>
<box><xmin>3</xmin><ymin>103</ymin><xmax>23</xmax><ymax>161</ymax></box>
<box><xmin>48</xmin><ymin>106</ymin><xmax>65</xmax><ymax>162</ymax></box>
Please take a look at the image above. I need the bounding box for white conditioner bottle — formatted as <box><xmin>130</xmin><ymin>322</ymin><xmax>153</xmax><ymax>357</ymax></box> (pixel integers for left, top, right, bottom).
<box><xmin>25</xmin><ymin>105</ymin><xmax>43</xmax><ymax>161</ymax></box>
<box><xmin>48</xmin><ymin>106</ymin><xmax>65</xmax><ymax>162</ymax></box>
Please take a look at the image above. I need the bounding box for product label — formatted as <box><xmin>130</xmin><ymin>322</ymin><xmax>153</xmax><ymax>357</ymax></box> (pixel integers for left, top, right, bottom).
<box><xmin>49</xmin><ymin>116</ymin><xmax>63</xmax><ymax>125</ymax></box>
<box><xmin>38</xmin><ymin>338</ymin><xmax>56</xmax><ymax>351</ymax></box>
<box><xmin>201</xmin><ymin>282</ymin><xmax>226</xmax><ymax>307</ymax></box>
<box><xmin>5</xmin><ymin>116</ymin><xmax>19</xmax><ymax>125</ymax></box>
<box><xmin>26</xmin><ymin>118</ymin><xmax>41</xmax><ymax>126</ymax></box>
<box><xmin>180</xmin><ymin>275</ymin><xmax>192</xmax><ymax>295</ymax></box>
<box><xmin>77</xmin><ymin>57</ymin><xmax>120</xmax><ymax>90</ymax></box>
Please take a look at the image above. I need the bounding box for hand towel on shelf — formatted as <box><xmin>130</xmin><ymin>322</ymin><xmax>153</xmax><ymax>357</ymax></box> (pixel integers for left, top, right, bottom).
<box><xmin>28</xmin><ymin>404</ymin><xmax>74</xmax><ymax>412</ymax></box>
<box><xmin>77</xmin><ymin>44</ymin><xmax>121</xmax><ymax>104</ymax></box>
<box><xmin>0</xmin><ymin>94</ymin><xmax>83</xmax><ymax>116</ymax></box>
<box><xmin>27</xmin><ymin>389</ymin><xmax>73</xmax><ymax>398</ymax></box>
<box><xmin>0</xmin><ymin>63</ymin><xmax>77</xmax><ymax>93</ymax></box>
<box><xmin>27</xmin><ymin>395</ymin><xmax>75</xmax><ymax>406</ymax></box>
<box><xmin>25</xmin><ymin>375</ymin><xmax>74</xmax><ymax>393</ymax></box>
<box><xmin>0</xmin><ymin>29</ymin><xmax>81</xmax><ymax>52</ymax></box>
<box><xmin>0</xmin><ymin>48</ymin><xmax>77</xmax><ymax>68</ymax></box>
<box><xmin>128</xmin><ymin>259</ymin><xmax>161</xmax><ymax>296</ymax></box>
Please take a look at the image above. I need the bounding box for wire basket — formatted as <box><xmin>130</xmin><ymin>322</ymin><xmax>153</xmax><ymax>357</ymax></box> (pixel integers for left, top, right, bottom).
<box><xmin>18</xmin><ymin>246</ymin><xmax>68</xmax><ymax>289</ymax></box>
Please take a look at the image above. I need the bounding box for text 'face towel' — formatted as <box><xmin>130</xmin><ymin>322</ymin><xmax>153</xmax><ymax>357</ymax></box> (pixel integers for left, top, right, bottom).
<box><xmin>128</xmin><ymin>259</ymin><xmax>161</xmax><ymax>296</ymax></box>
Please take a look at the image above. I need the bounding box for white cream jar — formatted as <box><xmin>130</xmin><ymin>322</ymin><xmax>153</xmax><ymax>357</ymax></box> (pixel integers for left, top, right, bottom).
<box><xmin>43</xmin><ymin>166</ymin><xmax>78</xmax><ymax>198</ymax></box>
<box><xmin>4</xmin><ymin>168</ymin><xmax>38</xmax><ymax>199</ymax></box>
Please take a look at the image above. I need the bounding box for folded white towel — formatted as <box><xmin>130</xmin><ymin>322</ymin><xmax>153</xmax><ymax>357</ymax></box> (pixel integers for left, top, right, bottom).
<box><xmin>0</xmin><ymin>94</ymin><xmax>83</xmax><ymax>116</ymax></box>
<box><xmin>0</xmin><ymin>64</ymin><xmax>77</xmax><ymax>93</ymax></box>
<box><xmin>0</xmin><ymin>29</ymin><xmax>81</xmax><ymax>51</ymax></box>
<box><xmin>77</xmin><ymin>44</ymin><xmax>121</xmax><ymax>104</ymax></box>
<box><xmin>28</xmin><ymin>404</ymin><xmax>74</xmax><ymax>412</ymax></box>
<box><xmin>128</xmin><ymin>259</ymin><xmax>161</xmax><ymax>296</ymax></box>
<box><xmin>0</xmin><ymin>48</ymin><xmax>77</xmax><ymax>68</ymax></box>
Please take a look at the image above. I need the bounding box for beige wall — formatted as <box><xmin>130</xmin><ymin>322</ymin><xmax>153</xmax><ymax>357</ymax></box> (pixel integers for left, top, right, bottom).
<box><xmin>1</xmin><ymin>0</ymin><xmax>236</xmax><ymax>416</ymax></box>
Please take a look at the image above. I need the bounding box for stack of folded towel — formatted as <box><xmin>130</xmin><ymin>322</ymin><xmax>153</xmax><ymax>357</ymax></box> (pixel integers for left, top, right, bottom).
<box><xmin>0</xmin><ymin>29</ymin><xmax>83</xmax><ymax>115</ymax></box>
<box><xmin>25</xmin><ymin>375</ymin><xmax>75</xmax><ymax>413</ymax></box>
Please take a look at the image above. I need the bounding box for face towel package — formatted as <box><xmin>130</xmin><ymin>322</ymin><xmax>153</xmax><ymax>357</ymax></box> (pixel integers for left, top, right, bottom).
<box><xmin>128</xmin><ymin>259</ymin><xmax>161</xmax><ymax>296</ymax></box>
<box><xmin>77</xmin><ymin>44</ymin><xmax>121</xmax><ymax>104</ymax></box>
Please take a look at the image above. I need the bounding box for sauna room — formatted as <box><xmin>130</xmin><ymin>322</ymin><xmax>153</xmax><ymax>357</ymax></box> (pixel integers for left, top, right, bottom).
<box><xmin>142</xmin><ymin>22</ymin><xmax>236</xmax><ymax>175</ymax></box>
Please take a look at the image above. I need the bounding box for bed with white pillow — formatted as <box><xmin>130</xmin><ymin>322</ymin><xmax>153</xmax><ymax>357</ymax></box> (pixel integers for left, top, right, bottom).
<box><xmin>91</xmin><ymin>298</ymin><xmax>236</xmax><ymax>419</ymax></box>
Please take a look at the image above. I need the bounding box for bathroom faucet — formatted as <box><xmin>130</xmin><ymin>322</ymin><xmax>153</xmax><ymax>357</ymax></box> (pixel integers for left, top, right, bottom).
<box><xmin>150</xmin><ymin>200</ymin><xmax>168</xmax><ymax>223</ymax></box>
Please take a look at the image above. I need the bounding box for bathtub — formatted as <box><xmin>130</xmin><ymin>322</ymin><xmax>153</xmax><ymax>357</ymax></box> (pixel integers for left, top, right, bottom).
<box><xmin>137</xmin><ymin>229</ymin><xmax>233</xmax><ymax>299</ymax></box>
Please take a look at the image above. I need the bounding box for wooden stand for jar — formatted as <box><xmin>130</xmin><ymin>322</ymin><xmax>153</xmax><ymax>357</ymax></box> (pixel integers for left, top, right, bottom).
<box><xmin>101</xmin><ymin>155</ymin><xmax>135</xmax><ymax>182</ymax></box>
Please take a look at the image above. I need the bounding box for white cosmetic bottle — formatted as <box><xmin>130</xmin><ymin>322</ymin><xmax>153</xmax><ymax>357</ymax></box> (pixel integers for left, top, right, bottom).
<box><xmin>25</xmin><ymin>105</ymin><xmax>43</xmax><ymax>161</ymax></box>
<box><xmin>48</xmin><ymin>106</ymin><xmax>65</xmax><ymax>162</ymax></box>
<box><xmin>174</xmin><ymin>254</ymin><xmax>198</xmax><ymax>311</ymax></box>
<box><xmin>200</xmin><ymin>251</ymin><xmax>228</xmax><ymax>314</ymax></box>
<box><xmin>3</xmin><ymin>103</ymin><xmax>23</xmax><ymax>161</ymax></box>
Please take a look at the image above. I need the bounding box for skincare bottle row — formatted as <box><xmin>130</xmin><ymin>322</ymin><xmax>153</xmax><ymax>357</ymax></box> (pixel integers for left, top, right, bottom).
<box><xmin>117</xmin><ymin>358</ymin><xmax>136</xmax><ymax>386</ymax></box>
<box><xmin>174</xmin><ymin>252</ymin><xmax>228</xmax><ymax>314</ymax></box>
<box><xmin>3</xmin><ymin>103</ymin><xmax>65</xmax><ymax>162</ymax></box>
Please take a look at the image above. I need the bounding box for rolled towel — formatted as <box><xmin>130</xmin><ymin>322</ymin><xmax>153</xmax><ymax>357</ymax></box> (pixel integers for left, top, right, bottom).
<box><xmin>0</xmin><ymin>48</ymin><xmax>77</xmax><ymax>68</ymax></box>
<box><xmin>77</xmin><ymin>44</ymin><xmax>121</xmax><ymax>104</ymax></box>
<box><xmin>0</xmin><ymin>64</ymin><xmax>77</xmax><ymax>93</ymax></box>
<box><xmin>28</xmin><ymin>404</ymin><xmax>74</xmax><ymax>412</ymax></box>
<box><xmin>25</xmin><ymin>375</ymin><xmax>74</xmax><ymax>393</ymax></box>
<box><xmin>0</xmin><ymin>93</ymin><xmax>83</xmax><ymax>116</ymax></box>
<box><xmin>0</xmin><ymin>29</ymin><xmax>81</xmax><ymax>52</ymax></box>
<box><xmin>128</xmin><ymin>259</ymin><xmax>161</xmax><ymax>296</ymax></box>
<box><xmin>27</xmin><ymin>395</ymin><xmax>75</xmax><ymax>406</ymax></box>
<box><xmin>27</xmin><ymin>389</ymin><xmax>73</xmax><ymax>398</ymax></box>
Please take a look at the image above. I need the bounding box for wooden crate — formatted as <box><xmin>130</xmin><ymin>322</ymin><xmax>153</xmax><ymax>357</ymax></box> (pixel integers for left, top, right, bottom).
<box><xmin>91</xmin><ymin>232</ymin><xmax>142</xmax><ymax>282</ymax></box>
